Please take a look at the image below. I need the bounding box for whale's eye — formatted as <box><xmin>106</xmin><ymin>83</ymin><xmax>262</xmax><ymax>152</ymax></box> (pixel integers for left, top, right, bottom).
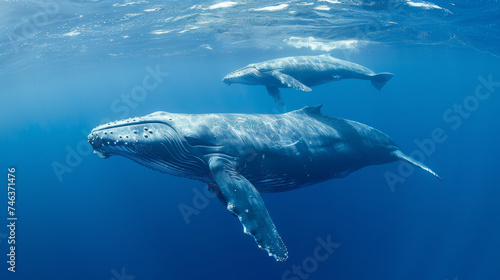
<box><xmin>184</xmin><ymin>134</ymin><xmax>214</xmax><ymax>147</ymax></box>
<box><xmin>185</xmin><ymin>135</ymin><xmax>204</xmax><ymax>146</ymax></box>
<box><xmin>184</xmin><ymin>125</ymin><xmax>214</xmax><ymax>147</ymax></box>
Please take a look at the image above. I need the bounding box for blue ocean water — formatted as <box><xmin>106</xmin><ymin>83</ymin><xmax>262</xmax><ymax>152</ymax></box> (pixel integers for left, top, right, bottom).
<box><xmin>1</xmin><ymin>0</ymin><xmax>500</xmax><ymax>279</ymax></box>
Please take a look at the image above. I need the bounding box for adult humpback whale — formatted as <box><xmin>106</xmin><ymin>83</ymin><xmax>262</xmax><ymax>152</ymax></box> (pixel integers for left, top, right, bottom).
<box><xmin>88</xmin><ymin>105</ymin><xmax>440</xmax><ymax>261</ymax></box>
<box><xmin>222</xmin><ymin>54</ymin><xmax>394</xmax><ymax>105</ymax></box>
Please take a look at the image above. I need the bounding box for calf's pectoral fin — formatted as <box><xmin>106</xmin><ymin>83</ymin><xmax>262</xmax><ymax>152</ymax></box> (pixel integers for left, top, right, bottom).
<box><xmin>266</xmin><ymin>86</ymin><xmax>284</xmax><ymax>106</ymax></box>
<box><xmin>393</xmin><ymin>150</ymin><xmax>442</xmax><ymax>181</ymax></box>
<box><xmin>208</xmin><ymin>156</ymin><xmax>288</xmax><ymax>261</ymax></box>
<box><xmin>268</xmin><ymin>70</ymin><xmax>312</xmax><ymax>92</ymax></box>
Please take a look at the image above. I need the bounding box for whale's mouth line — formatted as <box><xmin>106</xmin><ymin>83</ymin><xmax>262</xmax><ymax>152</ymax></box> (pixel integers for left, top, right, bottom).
<box><xmin>93</xmin><ymin>149</ymin><xmax>111</xmax><ymax>159</ymax></box>
<box><xmin>92</xmin><ymin>120</ymin><xmax>173</xmax><ymax>132</ymax></box>
<box><xmin>89</xmin><ymin>120</ymin><xmax>178</xmax><ymax>160</ymax></box>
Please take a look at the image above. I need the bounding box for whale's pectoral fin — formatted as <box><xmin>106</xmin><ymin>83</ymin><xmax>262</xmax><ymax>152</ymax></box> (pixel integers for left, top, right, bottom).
<box><xmin>268</xmin><ymin>70</ymin><xmax>312</xmax><ymax>92</ymax></box>
<box><xmin>266</xmin><ymin>86</ymin><xmax>284</xmax><ymax>106</ymax></box>
<box><xmin>208</xmin><ymin>156</ymin><xmax>288</xmax><ymax>261</ymax></box>
<box><xmin>207</xmin><ymin>183</ymin><xmax>225</xmax><ymax>205</ymax></box>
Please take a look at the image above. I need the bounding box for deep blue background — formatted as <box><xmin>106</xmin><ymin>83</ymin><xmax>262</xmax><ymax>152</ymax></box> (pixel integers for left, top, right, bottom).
<box><xmin>1</xmin><ymin>42</ymin><xmax>500</xmax><ymax>280</ymax></box>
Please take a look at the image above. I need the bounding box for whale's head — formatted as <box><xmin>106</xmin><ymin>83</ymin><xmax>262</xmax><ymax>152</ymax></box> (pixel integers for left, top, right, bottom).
<box><xmin>88</xmin><ymin>112</ymin><xmax>207</xmax><ymax>177</ymax></box>
<box><xmin>222</xmin><ymin>65</ymin><xmax>263</xmax><ymax>85</ymax></box>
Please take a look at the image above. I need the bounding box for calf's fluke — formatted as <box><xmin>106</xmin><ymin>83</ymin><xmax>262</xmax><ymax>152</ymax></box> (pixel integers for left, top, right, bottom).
<box><xmin>371</xmin><ymin>72</ymin><xmax>395</xmax><ymax>91</ymax></box>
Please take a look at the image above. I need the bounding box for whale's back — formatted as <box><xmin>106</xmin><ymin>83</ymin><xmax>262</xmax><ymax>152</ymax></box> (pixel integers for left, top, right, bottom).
<box><xmin>205</xmin><ymin>106</ymin><xmax>400</xmax><ymax>192</ymax></box>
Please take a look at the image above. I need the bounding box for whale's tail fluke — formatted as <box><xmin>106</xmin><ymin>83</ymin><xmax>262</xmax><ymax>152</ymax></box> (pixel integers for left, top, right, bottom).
<box><xmin>371</xmin><ymin>72</ymin><xmax>394</xmax><ymax>90</ymax></box>
<box><xmin>393</xmin><ymin>150</ymin><xmax>442</xmax><ymax>181</ymax></box>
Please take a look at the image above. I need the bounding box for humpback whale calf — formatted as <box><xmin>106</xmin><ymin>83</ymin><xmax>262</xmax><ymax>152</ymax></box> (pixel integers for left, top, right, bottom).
<box><xmin>222</xmin><ymin>54</ymin><xmax>394</xmax><ymax>105</ymax></box>
<box><xmin>88</xmin><ymin>105</ymin><xmax>439</xmax><ymax>261</ymax></box>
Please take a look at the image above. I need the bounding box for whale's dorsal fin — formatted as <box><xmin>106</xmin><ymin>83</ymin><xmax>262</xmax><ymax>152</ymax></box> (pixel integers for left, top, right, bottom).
<box><xmin>208</xmin><ymin>156</ymin><xmax>288</xmax><ymax>261</ymax></box>
<box><xmin>292</xmin><ymin>105</ymin><xmax>324</xmax><ymax>116</ymax></box>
